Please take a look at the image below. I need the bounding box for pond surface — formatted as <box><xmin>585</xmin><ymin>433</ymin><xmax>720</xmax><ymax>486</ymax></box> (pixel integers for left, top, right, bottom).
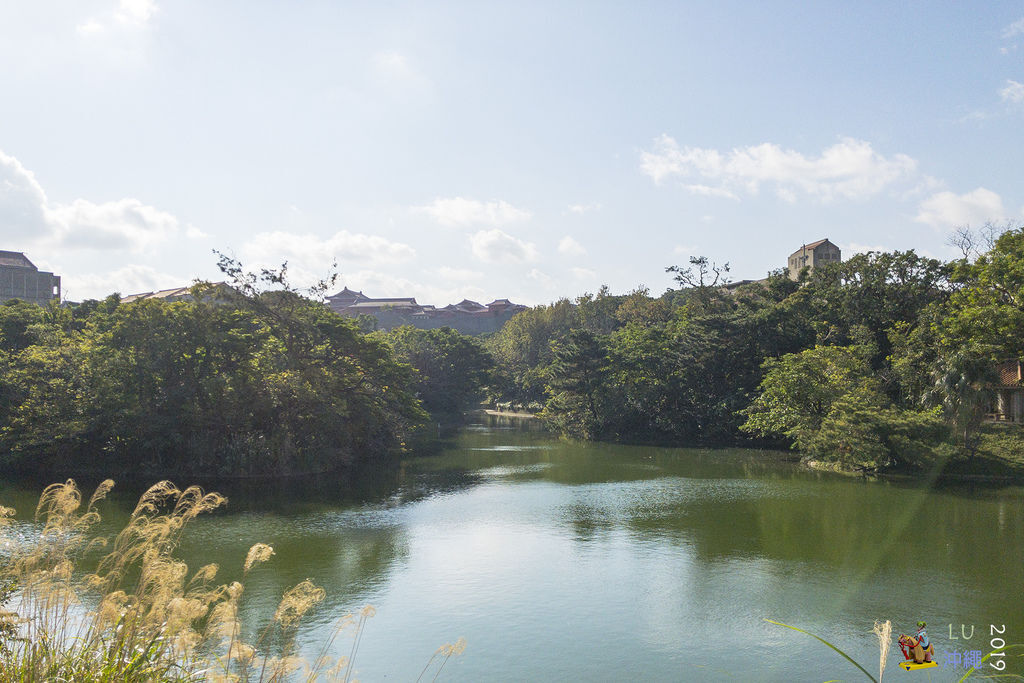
<box><xmin>3</xmin><ymin>414</ymin><xmax>1023</xmax><ymax>681</ymax></box>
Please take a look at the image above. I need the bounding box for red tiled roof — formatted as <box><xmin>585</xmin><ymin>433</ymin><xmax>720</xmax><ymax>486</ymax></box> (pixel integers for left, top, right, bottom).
<box><xmin>995</xmin><ymin>361</ymin><xmax>1023</xmax><ymax>387</ymax></box>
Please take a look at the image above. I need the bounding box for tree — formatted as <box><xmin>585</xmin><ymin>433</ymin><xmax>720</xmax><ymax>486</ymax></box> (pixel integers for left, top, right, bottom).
<box><xmin>926</xmin><ymin>350</ymin><xmax>995</xmax><ymax>456</ymax></box>
<box><xmin>378</xmin><ymin>326</ymin><xmax>495</xmax><ymax>418</ymax></box>
<box><xmin>0</xmin><ymin>299</ymin><xmax>46</xmax><ymax>352</ymax></box>
<box><xmin>741</xmin><ymin>344</ymin><xmax>946</xmax><ymax>469</ymax></box>
<box><xmin>541</xmin><ymin>330</ymin><xmax>611</xmax><ymax>438</ymax></box>
<box><xmin>665</xmin><ymin>256</ymin><xmax>731</xmax><ymax>312</ymax></box>
<box><xmin>795</xmin><ymin>250</ymin><xmax>951</xmax><ymax>368</ymax></box>
<box><xmin>940</xmin><ymin>224</ymin><xmax>1024</xmax><ymax>359</ymax></box>
<box><xmin>740</xmin><ymin>345</ymin><xmax>879</xmax><ymax>451</ymax></box>
<box><xmin>485</xmin><ymin>299</ymin><xmax>578</xmax><ymax>404</ymax></box>
<box><xmin>0</xmin><ymin>258</ymin><xmax>427</xmax><ymax>477</ymax></box>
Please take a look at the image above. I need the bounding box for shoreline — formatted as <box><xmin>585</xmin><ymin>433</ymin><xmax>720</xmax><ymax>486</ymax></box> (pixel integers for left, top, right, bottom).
<box><xmin>481</xmin><ymin>409</ymin><xmax>538</xmax><ymax>419</ymax></box>
<box><xmin>804</xmin><ymin>458</ymin><xmax>1024</xmax><ymax>484</ymax></box>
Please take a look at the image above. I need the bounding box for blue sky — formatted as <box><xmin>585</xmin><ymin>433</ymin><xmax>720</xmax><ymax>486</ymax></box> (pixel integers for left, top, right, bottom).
<box><xmin>1</xmin><ymin>1</ymin><xmax>1022</xmax><ymax>304</ymax></box>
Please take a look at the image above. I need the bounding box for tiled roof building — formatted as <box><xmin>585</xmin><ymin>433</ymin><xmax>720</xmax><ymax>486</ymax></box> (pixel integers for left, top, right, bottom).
<box><xmin>327</xmin><ymin>289</ymin><xmax>526</xmax><ymax>334</ymax></box>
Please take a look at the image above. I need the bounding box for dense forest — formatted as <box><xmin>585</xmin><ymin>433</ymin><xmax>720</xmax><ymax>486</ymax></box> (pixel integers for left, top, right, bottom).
<box><xmin>0</xmin><ymin>255</ymin><xmax>504</xmax><ymax>478</ymax></box>
<box><xmin>485</xmin><ymin>223</ymin><xmax>1024</xmax><ymax>472</ymax></box>
<box><xmin>2</xmin><ymin>225</ymin><xmax>1024</xmax><ymax>477</ymax></box>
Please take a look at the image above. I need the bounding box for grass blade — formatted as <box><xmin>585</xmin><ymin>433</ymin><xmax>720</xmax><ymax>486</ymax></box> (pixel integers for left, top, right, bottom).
<box><xmin>764</xmin><ymin>619</ymin><xmax>877</xmax><ymax>683</ymax></box>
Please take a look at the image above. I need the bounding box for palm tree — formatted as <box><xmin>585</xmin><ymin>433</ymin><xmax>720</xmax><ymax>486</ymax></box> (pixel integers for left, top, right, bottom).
<box><xmin>928</xmin><ymin>350</ymin><xmax>995</xmax><ymax>456</ymax></box>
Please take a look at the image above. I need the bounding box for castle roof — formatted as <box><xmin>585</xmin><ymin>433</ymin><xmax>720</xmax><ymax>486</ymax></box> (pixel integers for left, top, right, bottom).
<box><xmin>347</xmin><ymin>298</ymin><xmax>419</xmax><ymax>308</ymax></box>
<box><xmin>327</xmin><ymin>287</ymin><xmax>368</xmax><ymax>300</ymax></box>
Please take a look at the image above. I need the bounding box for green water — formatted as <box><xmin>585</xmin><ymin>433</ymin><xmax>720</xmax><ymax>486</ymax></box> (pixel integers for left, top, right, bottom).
<box><xmin>3</xmin><ymin>415</ymin><xmax>1023</xmax><ymax>681</ymax></box>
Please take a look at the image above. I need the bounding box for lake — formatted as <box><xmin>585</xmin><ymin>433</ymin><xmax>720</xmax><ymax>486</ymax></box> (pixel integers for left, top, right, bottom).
<box><xmin>2</xmin><ymin>414</ymin><xmax>1022</xmax><ymax>681</ymax></box>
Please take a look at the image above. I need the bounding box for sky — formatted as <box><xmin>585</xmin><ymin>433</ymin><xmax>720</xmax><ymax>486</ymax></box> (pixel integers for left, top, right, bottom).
<box><xmin>1</xmin><ymin>0</ymin><xmax>1023</xmax><ymax>305</ymax></box>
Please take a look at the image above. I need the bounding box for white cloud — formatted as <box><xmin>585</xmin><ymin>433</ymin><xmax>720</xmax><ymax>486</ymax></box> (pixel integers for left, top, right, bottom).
<box><xmin>69</xmin><ymin>264</ymin><xmax>182</xmax><ymax>300</ymax></box>
<box><xmin>415</xmin><ymin>197</ymin><xmax>531</xmax><ymax>228</ymax></box>
<box><xmin>116</xmin><ymin>0</ymin><xmax>158</xmax><ymax>26</ymax></box>
<box><xmin>470</xmin><ymin>229</ymin><xmax>538</xmax><ymax>263</ymax></box>
<box><xmin>76</xmin><ymin>19</ymin><xmax>105</xmax><ymax>35</ymax></box>
<box><xmin>1000</xmin><ymin>79</ymin><xmax>1024</xmax><ymax>104</ymax></box>
<box><xmin>841</xmin><ymin>242</ymin><xmax>889</xmax><ymax>256</ymax></box>
<box><xmin>527</xmin><ymin>268</ymin><xmax>553</xmax><ymax>286</ymax></box>
<box><xmin>1002</xmin><ymin>17</ymin><xmax>1024</xmax><ymax>39</ymax></box>
<box><xmin>640</xmin><ymin>135</ymin><xmax>918</xmax><ymax>202</ymax></box>
<box><xmin>242</xmin><ymin>230</ymin><xmax>416</xmax><ymax>282</ymax></box>
<box><xmin>369</xmin><ymin>50</ymin><xmax>434</xmax><ymax>101</ymax></box>
<box><xmin>558</xmin><ymin>236</ymin><xmax>586</xmax><ymax>256</ymax></box>
<box><xmin>567</xmin><ymin>203</ymin><xmax>601</xmax><ymax>214</ymax></box>
<box><xmin>373</xmin><ymin>51</ymin><xmax>425</xmax><ymax>83</ymax></box>
<box><xmin>915</xmin><ymin>188</ymin><xmax>1007</xmax><ymax>229</ymax></box>
<box><xmin>571</xmin><ymin>267</ymin><xmax>596</xmax><ymax>280</ymax></box>
<box><xmin>0</xmin><ymin>148</ymin><xmax>188</xmax><ymax>253</ymax></box>
<box><xmin>50</xmin><ymin>198</ymin><xmax>180</xmax><ymax>252</ymax></box>
<box><xmin>436</xmin><ymin>266</ymin><xmax>483</xmax><ymax>282</ymax></box>
<box><xmin>682</xmin><ymin>184</ymin><xmax>739</xmax><ymax>200</ymax></box>
<box><xmin>77</xmin><ymin>0</ymin><xmax>158</xmax><ymax>34</ymax></box>
<box><xmin>0</xmin><ymin>150</ymin><xmax>50</xmax><ymax>236</ymax></box>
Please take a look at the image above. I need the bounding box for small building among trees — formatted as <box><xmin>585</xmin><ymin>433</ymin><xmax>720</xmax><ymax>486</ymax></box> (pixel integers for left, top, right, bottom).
<box><xmin>787</xmin><ymin>239</ymin><xmax>842</xmax><ymax>280</ymax></box>
<box><xmin>991</xmin><ymin>360</ymin><xmax>1024</xmax><ymax>423</ymax></box>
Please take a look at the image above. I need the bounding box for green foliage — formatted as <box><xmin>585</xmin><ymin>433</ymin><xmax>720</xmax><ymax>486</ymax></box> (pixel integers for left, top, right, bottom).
<box><xmin>796</xmin><ymin>250</ymin><xmax>950</xmax><ymax>366</ymax></box>
<box><xmin>740</xmin><ymin>345</ymin><xmax>878</xmax><ymax>451</ymax></box>
<box><xmin>926</xmin><ymin>350</ymin><xmax>996</xmax><ymax>455</ymax></box>
<box><xmin>741</xmin><ymin>345</ymin><xmax>948</xmax><ymax>468</ymax></box>
<box><xmin>0</xmin><ymin>299</ymin><xmax>47</xmax><ymax>353</ymax></box>
<box><xmin>943</xmin><ymin>226</ymin><xmax>1024</xmax><ymax>358</ymax></box>
<box><xmin>808</xmin><ymin>389</ymin><xmax>947</xmax><ymax>469</ymax></box>
<box><xmin>0</xmin><ymin>265</ymin><xmax>425</xmax><ymax>477</ymax></box>
<box><xmin>540</xmin><ymin>329</ymin><xmax>612</xmax><ymax>438</ymax></box>
<box><xmin>484</xmin><ymin>298</ymin><xmax>578</xmax><ymax>403</ymax></box>
<box><xmin>484</xmin><ymin>241</ymin><xmax>1012</xmax><ymax>473</ymax></box>
<box><xmin>377</xmin><ymin>326</ymin><xmax>495</xmax><ymax>419</ymax></box>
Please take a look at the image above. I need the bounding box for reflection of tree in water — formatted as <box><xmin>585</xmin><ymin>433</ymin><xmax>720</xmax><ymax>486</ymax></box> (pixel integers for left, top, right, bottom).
<box><xmin>562</xmin><ymin>500</ymin><xmax>617</xmax><ymax>542</ymax></box>
<box><xmin>171</xmin><ymin>508</ymin><xmax>412</xmax><ymax>649</ymax></box>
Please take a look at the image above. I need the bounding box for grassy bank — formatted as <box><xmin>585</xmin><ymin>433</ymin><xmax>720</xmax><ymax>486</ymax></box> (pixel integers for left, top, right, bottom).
<box><xmin>948</xmin><ymin>423</ymin><xmax>1024</xmax><ymax>479</ymax></box>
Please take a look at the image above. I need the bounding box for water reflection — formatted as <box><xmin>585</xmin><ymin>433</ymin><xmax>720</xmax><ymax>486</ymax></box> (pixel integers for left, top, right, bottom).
<box><xmin>1</xmin><ymin>415</ymin><xmax>1022</xmax><ymax>681</ymax></box>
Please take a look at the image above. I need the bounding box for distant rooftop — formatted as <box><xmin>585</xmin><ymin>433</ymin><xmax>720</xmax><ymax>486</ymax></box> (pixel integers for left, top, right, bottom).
<box><xmin>121</xmin><ymin>282</ymin><xmax>229</xmax><ymax>303</ymax></box>
<box><xmin>0</xmin><ymin>250</ymin><xmax>37</xmax><ymax>269</ymax></box>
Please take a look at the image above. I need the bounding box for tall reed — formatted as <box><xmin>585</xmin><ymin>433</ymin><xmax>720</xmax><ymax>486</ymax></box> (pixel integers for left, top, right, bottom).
<box><xmin>0</xmin><ymin>479</ymin><xmax>462</xmax><ymax>682</ymax></box>
<box><xmin>872</xmin><ymin>619</ymin><xmax>891</xmax><ymax>683</ymax></box>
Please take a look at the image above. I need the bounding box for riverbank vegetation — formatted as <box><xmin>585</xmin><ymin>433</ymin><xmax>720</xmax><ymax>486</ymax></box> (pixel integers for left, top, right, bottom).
<box><xmin>0</xmin><ymin>262</ymin><xmax>433</xmax><ymax>478</ymax></box>
<box><xmin>486</xmin><ymin>223</ymin><xmax>1024</xmax><ymax>474</ymax></box>
<box><xmin>373</xmin><ymin>326</ymin><xmax>494</xmax><ymax>423</ymax></box>
<box><xmin>4</xmin><ymin>226</ymin><xmax>1024</xmax><ymax>477</ymax></box>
